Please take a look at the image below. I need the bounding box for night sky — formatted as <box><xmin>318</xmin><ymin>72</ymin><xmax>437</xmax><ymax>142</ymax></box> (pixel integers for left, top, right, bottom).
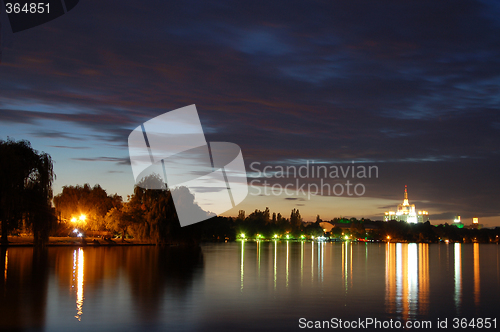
<box><xmin>1</xmin><ymin>0</ymin><xmax>500</xmax><ymax>225</ymax></box>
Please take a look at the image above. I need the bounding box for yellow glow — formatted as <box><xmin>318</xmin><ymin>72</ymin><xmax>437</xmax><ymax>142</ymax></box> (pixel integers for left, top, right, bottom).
<box><xmin>473</xmin><ymin>217</ymin><xmax>479</xmax><ymax>224</ymax></box>
<box><xmin>71</xmin><ymin>217</ymin><xmax>77</xmax><ymax>223</ymax></box>
<box><xmin>385</xmin><ymin>243</ymin><xmax>396</xmax><ymax>314</ymax></box>
<box><xmin>474</xmin><ymin>243</ymin><xmax>480</xmax><ymax>306</ymax></box>
<box><xmin>387</xmin><ymin>235</ymin><xmax>391</xmax><ymax>240</ymax></box>
<box><xmin>79</xmin><ymin>215</ymin><xmax>86</xmax><ymax>222</ymax></box>
<box><xmin>407</xmin><ymin>244</ymin><xmax>418</xmax><ymax>317</ymax></box>
<box><xmin>419</xmin><ymin>244</ymin><xmax>430</xmax><ymax>315</ymax></box>
<box><xmin>73</xmin><ymin>248</ymin><xmax>84</xmax><ymax>321</ymax></box>
<box><xmin>4</xmin><ymin>250</ymin><xmax>7</xmax><ymax>281</ymax></box>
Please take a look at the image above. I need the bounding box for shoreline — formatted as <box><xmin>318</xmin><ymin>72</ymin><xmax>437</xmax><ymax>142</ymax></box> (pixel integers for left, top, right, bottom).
<box><xmin>0</xmin><ymin>236</ymin><xmax>157</xmax><ymax>247</ymax></box>
<box><xmin>2</xmin><ymin>236</ymin><xmax>498</xmax><ymax>247</ymax></box>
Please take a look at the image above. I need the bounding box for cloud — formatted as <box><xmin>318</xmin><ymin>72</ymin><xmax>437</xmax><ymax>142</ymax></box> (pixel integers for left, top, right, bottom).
<box><xmin>72</xmin><ymin>156</ymin><xmax>130</xmax><ymax>166</ymax></box>
<box><xmin>284</xmin><ymin>197</ymin><xmax>305</xmax><ymax>201</ymax></box>
<box><xmin>50</xmin><ymin>145</ymin><xmax>90</xmax><ymax>149</ymax></box>
<box><xmin>31</xmin><ymin>130</ymin><xmax>83</xmax><ymax>140</ymax></box>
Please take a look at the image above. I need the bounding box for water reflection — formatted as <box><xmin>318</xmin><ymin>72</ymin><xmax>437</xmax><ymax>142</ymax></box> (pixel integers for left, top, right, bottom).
<box><xmin>474</xmin><ymin>243</ymin><xmax>480</xmax><ymax>306</ymax></box>
<box><xmin>0</xmin><ymin>248</ymin><xmax>49</xmax><ymax>330</ymax></box>
<box><xmin>311</xmin><ymin>241</ymin><xmax>314</xmax><ymax>282</ymax></box>
<box><xmin>300</xmin><ymin>241</ymin><xmax>304</xmax><ymax>284</ymax></box>
<box><xmin>1</xmin><ymin>243</ymin><xmax>499</xmax><ymax>331</ymax></box>
<box><xmin>454</xmin><ymin>243</ymin><xmax>462</xmax><ymax>315</ymax></box>
<box><xmin>342</xmin><ymin>241</ymin><xmax>352</xmax><ymax>291</ymax></box>
<box><xmin>3</xmin><ymin>249</ymin><xmax>7</xmax><ymax>281</ymax></box>
<box><xmin>240</xmin><ymin>240</ymin><xmax>244</xmax><ymax>292</ymax></box>
<box><xmin>418</xmin><ymin>243</ymin><xmax>429</xmax><ymax>315</ymax></box>
<box><xmin>286</xmin><ymin>241</ymin><xmax>289</xmax><ymax>288</ymax></box>
<box><xmin>72</xmin><ymin>248</ymin><xmax>85</xmax><ymax>321</ymax></box>
<box><xmin>257</xmin><ymin>240</ymin><xmax>261</xmax><ymax>277</ymax></box>
<box><xmin>274</xmin><ymin>240</ymin><xmax>277</xmax><ymax>290</ymax></box>
<box><xmin>385</xmin><ymin>243</ymin><xmax>430</xmax><ymax>319</ymax></box>
<box><xmin>319</xmin><ymin>242</ymin><xmax>324</xmax><ymax>283</ymax></box>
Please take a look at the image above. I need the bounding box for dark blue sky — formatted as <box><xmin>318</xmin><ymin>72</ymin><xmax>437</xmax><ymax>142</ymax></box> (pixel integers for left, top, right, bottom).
<box><xmin>1</xmin><ymin>0</ymin><xmax>500</xmax><ymax>225</ymax></box>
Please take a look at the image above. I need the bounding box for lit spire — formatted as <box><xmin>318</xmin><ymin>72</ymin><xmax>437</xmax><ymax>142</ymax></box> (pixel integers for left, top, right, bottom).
<box><xmin>403</xmin><ymin>185</ymin><xmax>409</xmax><ymax>206</ymax></box>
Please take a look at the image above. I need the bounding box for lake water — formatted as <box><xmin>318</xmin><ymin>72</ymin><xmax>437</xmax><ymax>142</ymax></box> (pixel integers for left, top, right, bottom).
<box><xmin>1</xmin><ymin>242</ymin><xmax>499</xmax><ymax>331</ymax></box>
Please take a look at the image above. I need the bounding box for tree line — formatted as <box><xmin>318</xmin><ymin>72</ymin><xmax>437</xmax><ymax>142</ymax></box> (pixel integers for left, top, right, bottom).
<box><xmin>1</xmin><ymin>138</ymin><xmax>499</xmax><ymax>245</ymax></box>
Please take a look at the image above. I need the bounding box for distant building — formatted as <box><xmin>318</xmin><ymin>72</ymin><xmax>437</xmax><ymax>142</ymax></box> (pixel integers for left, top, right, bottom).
<box><xmin>467</xmin><ymin>217</ymin><xmax>483</xmax><ymax>229</ymax></box>
<box><xmin>384</xmin><ymin>185</ymin><xmax>429</xmax><ymax>223</ymax></box>
<box><xmin>453</xmin><ymin>215</ymin><xmax>464</xmax><ymax>228</ymax></box>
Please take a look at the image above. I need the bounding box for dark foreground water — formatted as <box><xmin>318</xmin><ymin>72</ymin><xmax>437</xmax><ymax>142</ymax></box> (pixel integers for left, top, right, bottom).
<box><xmin>0</xmin><ymin>242</ymin><xmax>499</xmax><ymax>331</ymax></box>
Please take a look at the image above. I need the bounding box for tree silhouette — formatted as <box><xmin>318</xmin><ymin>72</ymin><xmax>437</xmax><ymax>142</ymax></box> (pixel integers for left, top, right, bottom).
<box><xmin>0</xmin><ymin>139</ymin><xmax>55</xmax><ymax>246</ymax></box>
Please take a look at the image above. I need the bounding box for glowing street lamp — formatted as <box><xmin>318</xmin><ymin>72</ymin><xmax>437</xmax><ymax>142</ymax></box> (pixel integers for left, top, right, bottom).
<box><xmin>71</xmin><ymin>217</ymin><xmax>77</xmax><ymax>223</ymax></box>
<box><xmin>79</xmin><ymin>215</ymin><xmax>86</xmax><ymax>222</ymax></box>
<box><xmin>274</xmin><ymin>234</ymin><xmax>278</xmax><ymax>239</ymax></box>
<box><xmin>386</xmin><ymin>235</ymin><xmax>391</xmax><ymax>241</ymax></box>
<box><xmin>240</xmin><ymin>233</ymin><xmax>245</xmax><ymax>239</ymax></box>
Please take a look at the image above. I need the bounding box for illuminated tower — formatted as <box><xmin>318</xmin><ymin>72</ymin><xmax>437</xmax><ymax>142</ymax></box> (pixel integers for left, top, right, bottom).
<box><xmin>384</xmin><ymin>186</ymin><xmax>429</xmax><ymax>223</ymax></box>
<box><xmin>403</xmin><ymin>185</ymin><xmax>409</xmax><ymax>206</ymax></box>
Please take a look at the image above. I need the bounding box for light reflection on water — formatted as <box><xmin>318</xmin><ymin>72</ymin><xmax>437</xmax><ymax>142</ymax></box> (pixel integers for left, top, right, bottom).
<box><xmin>3</xmin><ymin>249</ymin><xmax>7</xmax><ymax>281</ymax></box>
<box><xmin>385</xmin><ymin>243</ymin><xmax>429</xmax><ymax>320</ymax></box>
<box><xmin>72</xmin><ymin>248</ymin><xmax>85</xmax><ymax>321</ymax></box>
<box><xmin>474</xmin><ymin>242</ymin><xmax>480</xmax><ymax>306</ymax></box>
<box><xmin>0</xmin><ymin>243</ymin><xmax>498</xmax><ymax>331</ymax></box>
<box><xmin>454</xmin><ymin>242</ymin><xmax>462</xmax><ymax>315</ymax></box>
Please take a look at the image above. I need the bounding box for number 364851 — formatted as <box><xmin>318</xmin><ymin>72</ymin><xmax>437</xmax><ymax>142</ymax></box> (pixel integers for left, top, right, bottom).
<box><xmin>5</xmin><ymin>3</ymin><xmax>50</xmax><ymax>14</ymax></box>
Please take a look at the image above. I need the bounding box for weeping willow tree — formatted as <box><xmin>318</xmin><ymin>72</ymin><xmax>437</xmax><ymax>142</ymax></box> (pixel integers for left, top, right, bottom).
<box><xmin>106</xmin><ymin>174</ymin><xmax>204</xmax><ymax>244</ymax></box>
<box><xmin>127</xmin><ymin>174</ymin><xmax>180</xmax><ymax>244</ymax></box>
<box><xmin>0</xmin><ymin>139</ymin><xmax>55</xmax><ymax>246</ymax></box>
